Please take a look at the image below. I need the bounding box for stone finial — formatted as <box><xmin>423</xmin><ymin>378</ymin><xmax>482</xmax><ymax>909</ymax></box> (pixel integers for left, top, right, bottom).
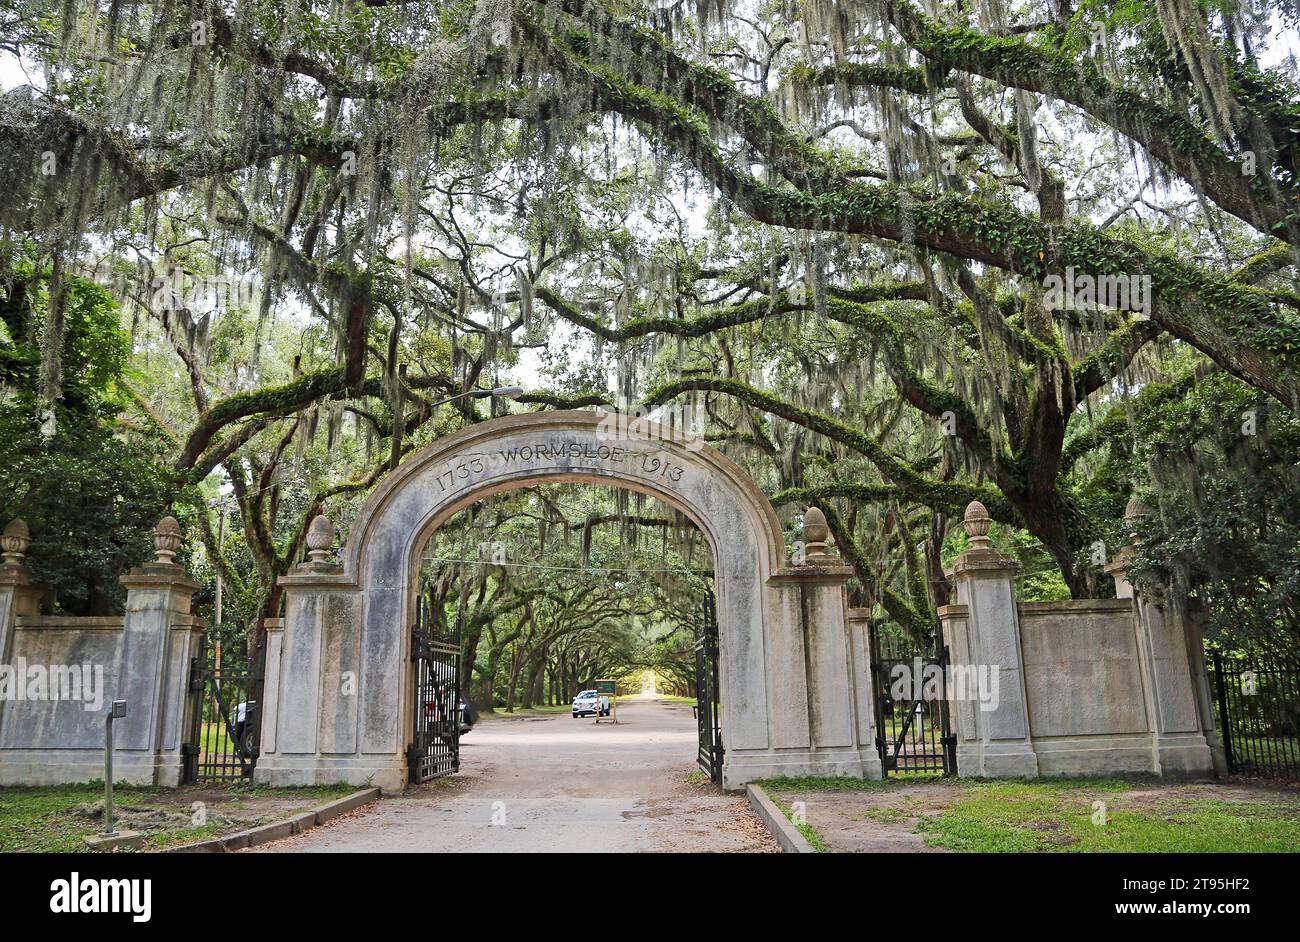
<box><xmin>1124</xmin><ymin>496</ymin><xmax>1150</xmax><ymax>523</ymax></box>
<box><xmin>306</xmin><ymin>514</ymin><xmax>334</xmax><ymax>563</ymax></box>
<box><xmin>153</xmin><ymin>516</ymin><xmax>182</xmax><ymax>564</ymax></box>
<box><xmin>1124</xmin><ymin>496</ymin><xmax>1151</xmax><ymax>543</ymax></box>
<box><xmin>963</xmin><ymin>501</ymin><xmax>992</xmax><ymax>549</ymax></box>
<box><xmin>2</xmin><ymin>518</ymin><xmax>30</xmax><ymax>566</ymax></box>
<box><xmin>802</xmin><ymin>506</ymin><xmax>830</xmax><ymax>561</ymax></box>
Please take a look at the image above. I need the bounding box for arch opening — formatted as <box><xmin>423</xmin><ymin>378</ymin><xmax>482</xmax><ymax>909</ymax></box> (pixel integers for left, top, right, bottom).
<box><xmin>407</xmin><ymin>481</ymin><xmax>719</xmax><ymax>785</ymax></box>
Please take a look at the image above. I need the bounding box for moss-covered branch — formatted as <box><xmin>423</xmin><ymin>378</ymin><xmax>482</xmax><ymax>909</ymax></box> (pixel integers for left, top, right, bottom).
<box><xmin>529</xmin><ymin>4</ymin><xmax>1300</xmax><ymax>406</ymax></box>
<box><xmin>821</xmin><ymin>503</ymin><xmax>934</xmax><ymax>643</ymax></box>
<box><xmin>769</xmin><ymin>481</ymin><xmax>904</xmax><ymax>507</ymax></box>
<box><xmin>881</xmin><ymin>0</ymin><xmax>1300</xmax><ymax>240</ymax></box>
<box><xmin>646</xmin><ymin>375</ymin><xmax>1012</xmax><ymax>520</ymax></box>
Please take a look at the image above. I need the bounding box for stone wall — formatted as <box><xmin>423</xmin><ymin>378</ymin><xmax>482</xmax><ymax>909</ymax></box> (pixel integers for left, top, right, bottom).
<box><xmin>939</xmin><ymin>501</ymin><xmax>1218</xmax><ymax>780</ymax></box>
<box><xmin>0</xmin><ymin>518</ymin><xmax>205</xmax><ymax>786</ymax></box>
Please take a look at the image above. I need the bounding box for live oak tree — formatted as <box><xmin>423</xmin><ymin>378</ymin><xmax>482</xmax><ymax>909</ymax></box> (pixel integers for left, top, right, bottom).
<box><xmin>1</xmin><ymin>0</ymin><xmax>1297</xmax><ymax>646</ymax></box>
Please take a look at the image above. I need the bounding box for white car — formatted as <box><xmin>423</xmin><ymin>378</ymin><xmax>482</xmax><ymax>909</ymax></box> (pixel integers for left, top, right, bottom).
<box><xmin>572</xmin><ymin>689</ymin><xmax>610</xmax><ymax>718</ymax></box>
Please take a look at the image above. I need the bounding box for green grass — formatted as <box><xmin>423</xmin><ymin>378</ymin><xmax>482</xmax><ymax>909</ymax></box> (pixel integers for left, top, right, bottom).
<box><xmin>756</xmin><ymin>774</ymin><xmax>940</xmax><ymax>792</ymax></box>
<box><xmin>477</xmin><ymin>703</ymin><xmax>575</xmax><ymax>720</ymax></box>
<box><xmin>0</xmin><ymin>781</ymin><xmax>357</xmax><ymax>852</ymax></box>
<box><xmin>198</xmin><ymin>721</ymin><xmax>235</xmax><ymax>754</ymax></box>
<box><xmin>761</xmin><ymin>787</ymin><xmax>829</xmax><ymax>853</ymax></box>
<box><xmin>916</xmin><ymin>779</ymin><xmax>1300</xmax><ymax>853</ymax></box>
<box><xmin>859</xmin><ymin>806</ymin><xmax>910</xmax><ymax>822</ymax></box>
<box><xmin>757</xmin><ymin>775</ymin><xmax>1300</xmax><ymax>853</ymax></box>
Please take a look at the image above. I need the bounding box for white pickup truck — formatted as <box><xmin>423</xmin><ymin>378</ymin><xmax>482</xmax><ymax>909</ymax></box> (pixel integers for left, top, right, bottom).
<box><xmin>571</xmin><ymin>689</ymin><xmax>611</xmax><ymax>718</ymax></box>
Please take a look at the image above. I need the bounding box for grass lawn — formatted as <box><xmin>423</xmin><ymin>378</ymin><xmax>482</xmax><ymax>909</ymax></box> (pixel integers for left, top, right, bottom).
<box><xmin>198</xmin><ymin>721</ymin><xmax>236</xmax><ymax>754</ymax></box>
<box><xmin>757</xmin><ymin>775</ymin><xmax>1300</xmax><ymax>853</ymax></box>
<box><xmin>476</xmin><ymin>703</ymin><xmax>574</xmax><ymax>720</ymax></box>
<box><xmin>0</xmin><ymin>781</ymin><xmax>358</xmax><ymax>852</ymax></box>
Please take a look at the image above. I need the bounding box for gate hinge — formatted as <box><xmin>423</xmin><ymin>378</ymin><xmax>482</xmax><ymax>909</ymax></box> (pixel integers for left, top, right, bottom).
<box><xmin>181</xmin><ymin>743</ymin><xmax>200</xmax><ymax>758</ymax></box>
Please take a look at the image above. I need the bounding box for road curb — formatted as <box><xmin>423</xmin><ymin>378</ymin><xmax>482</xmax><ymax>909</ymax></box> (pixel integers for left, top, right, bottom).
<box><xmin>746</xmin><ymin>784</ymin><xmax>815</xmax><ymax>854</ymax></box>
<box><xmin>163</xmin><ymin>787</ymin><xmax>381</xmax><ymax>853</ymax></box>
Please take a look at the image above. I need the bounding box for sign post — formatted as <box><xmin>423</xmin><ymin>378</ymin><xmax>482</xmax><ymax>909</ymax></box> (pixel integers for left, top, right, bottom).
<box><xmin>592</xmin><ymin>678</ymin><xmax>618</xmax><ymax>724</ymax></box>
<box><xmin>103</xmin><ymin>699</ymin><xmax>127</xmax><ymax>836</ymax></box>
<box><xmin>85</xmin><ymin>700</ymin><xmax>142</xmax><ymax>850</ymax></box>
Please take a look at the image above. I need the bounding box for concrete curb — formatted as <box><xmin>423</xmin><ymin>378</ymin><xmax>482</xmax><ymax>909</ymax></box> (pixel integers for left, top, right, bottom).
<box><xmin>745</xmin><ymin>784</ymin><xmax>815</xmax><ymax>854</ymax></box>
<box><xmin>163</xmin><ymin>787</ymin><xmax>381</xmax><ymax>853</ymax></box>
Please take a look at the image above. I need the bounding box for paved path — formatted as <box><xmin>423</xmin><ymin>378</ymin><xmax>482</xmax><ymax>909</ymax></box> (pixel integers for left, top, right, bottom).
<box><xmin>258</xmin><ymin>697</ymin><xmax>776</xmax><ymax>853</ymax></box>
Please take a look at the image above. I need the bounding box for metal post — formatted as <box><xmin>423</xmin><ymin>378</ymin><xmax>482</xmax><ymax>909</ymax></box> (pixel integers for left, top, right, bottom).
<box><xmin>1212</xmin><ymin>650</ymin><xmax>1236</xmax><ymax>773</ymax></box>
<box><xmin>104</xmin><ymin>711</ymin><xmax>114</xmax><ymax>836</ymax></box>
<box><xmin>102</xmin><ymin>700</ymin><xmax>127</xmax><ymax>836</ymax></box>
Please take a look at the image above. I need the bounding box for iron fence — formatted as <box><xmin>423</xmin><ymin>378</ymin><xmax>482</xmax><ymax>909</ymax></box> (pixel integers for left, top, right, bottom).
<box><xmin>694</xmin><ymin>589</ymin><xmax>723</xmax><ymax>783</ymax></box>
<box><xmin>1209</xmin><ymin>648</ymin><xmax>1300</xmax><ymax>779</ymax></box>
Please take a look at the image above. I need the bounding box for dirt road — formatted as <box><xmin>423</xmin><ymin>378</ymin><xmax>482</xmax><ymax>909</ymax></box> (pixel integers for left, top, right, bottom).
<box><xmin>257</xmin><ymin>696</ymin><xmax>776</xmax><ymax>853</ymax></box>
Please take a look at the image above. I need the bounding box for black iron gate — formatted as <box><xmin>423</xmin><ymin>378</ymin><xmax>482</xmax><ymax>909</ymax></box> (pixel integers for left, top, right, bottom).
<box><xmin>1209</xmin><ymin>648</ymin><xmax>1300</xmax><ymax>779</ymax></box>
<box><xmin>407</xmin><ymin>592</ymin><xmax>462</xmax><ymax>783</ymax></box>
<box><xmin>182</xmin><ymin>637</ymin><xmax>264</xmax><ymax>783</ymax></box>
<box><xmin>694</xmin><ymin>589</ymin><xmax>723</xmax><ymax>783</ymax></box>
<box><xmin>870</xmin><ymin>620</ymin><xmax>956</xmax><ymax>776</ymax></box>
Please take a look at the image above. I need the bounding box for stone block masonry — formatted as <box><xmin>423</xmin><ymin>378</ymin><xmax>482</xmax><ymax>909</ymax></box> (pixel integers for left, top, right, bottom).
<box><xmin>939</xmin><ymin>500</ymin><xmax>1216</xmax><ymax>780</ymax></box>
<box><xmin>0</xmin><ymin>517</ymin><xmax>206</xmax><ymax>786</ymax></box>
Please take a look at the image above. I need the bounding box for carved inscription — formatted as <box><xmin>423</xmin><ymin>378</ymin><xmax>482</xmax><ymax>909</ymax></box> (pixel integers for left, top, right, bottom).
<box><xmin>429</xmin><ymin>439</ymin><xmax>688</xmax><ymax>494</ymax></box>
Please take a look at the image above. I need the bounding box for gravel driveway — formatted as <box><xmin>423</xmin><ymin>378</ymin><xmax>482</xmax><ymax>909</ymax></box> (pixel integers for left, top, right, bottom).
<box><xmin>257</xmin><ymin>696</ymin><xmax>776</xmax><ymax>853</ymax></box>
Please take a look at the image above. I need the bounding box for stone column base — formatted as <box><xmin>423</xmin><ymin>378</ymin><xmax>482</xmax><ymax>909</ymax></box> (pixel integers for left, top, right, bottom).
<box><xmin>1154</xmin><ymin>733</ymin><xmax>1216</xmax><ymax>778</ymax></box>
<box><xmin>254</xmin><ymin>754</ymin><xmax>406</xmax><ymax>794</ymax></box>
<box><xmin>957</xmin><ymin>741</ymin><xmax>1039</xmax><ymax>778</ymax></box>
<box><xmin>0</xmin><ymin>749</ymin><xmax>181</xmax><ymax>786</ymax></box>
<box><xmin>1031</xmin><ymin>734</ymin><xmax>1159</xmax><ymax>777</ymax></box>
<box><xmin>721</xmin><ymin>747</ymin><xmax>882</xmax><ymax>792</ymax></box>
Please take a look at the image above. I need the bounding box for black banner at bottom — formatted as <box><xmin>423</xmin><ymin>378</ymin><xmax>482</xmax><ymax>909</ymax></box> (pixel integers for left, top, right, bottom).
<box><xmin>0</xmin><ymin>850</ymin><xmax>1284</xmax><ymax>929</ymax></box>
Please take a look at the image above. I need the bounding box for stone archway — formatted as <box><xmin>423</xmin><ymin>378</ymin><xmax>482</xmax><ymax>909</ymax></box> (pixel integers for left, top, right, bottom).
<box><xmin>255</xmin><ymin>411</ymin><xmax>882</xmax><ymax>791</ymax></box>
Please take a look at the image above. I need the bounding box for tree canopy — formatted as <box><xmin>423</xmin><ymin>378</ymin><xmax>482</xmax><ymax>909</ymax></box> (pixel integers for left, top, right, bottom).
<box><xmin>1</xmin><ymin>0</ymin><xmax>1298</xmax><ymax>667</ymax></box>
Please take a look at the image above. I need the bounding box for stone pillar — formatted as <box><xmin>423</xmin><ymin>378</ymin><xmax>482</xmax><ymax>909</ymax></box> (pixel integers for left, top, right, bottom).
<box><xmin>258</xmin><ymin>617</ymin><xmax>285</xmax><ymax>756</ymax></box>
<box><xmin>255</xmin><ymin>515</ymin><xmax>379</xmax><ymax>788</ymax></box>
<box><xmin>748</xmin><ymin>507</ymin><xmax>882</xmax><ymax>785</ymax></box>
<box><xmin>944</xmin><ymin>502</ymin><xmax>1038</xmax><ymax>777</ymax></box>
<box><xmin>116</xmin><ymin>517</ymin><xmax>206</xmax><ymax>785</ymax></box>
<box><xmin>844</xmin><ymin>607</ymin><xmax>884</xmax><ymax>779</ymax></box>
<box><xmin>0</xmin><ymin>519</ymin><xmax>43</xmax><ymax>664</ymax></box>
<box><xmin>1185</xmin><ymin>605</ymin><xmax>1229</xmax><ymax>776</ymax></box>
<box><xmin>1109</xmin><ymin>499</ymin><xmax>1215</xmax><ymax>778</ymax></box>
<box><xmin>0</xmin><ymin>520</ymin><xmax>44</xmax><ymax>757</ymax></box>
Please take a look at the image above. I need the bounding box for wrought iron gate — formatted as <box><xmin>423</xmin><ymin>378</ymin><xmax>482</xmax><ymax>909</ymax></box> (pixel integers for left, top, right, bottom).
<box><xmin>870</xmin><ymin>620</ymin><xmax>956</xmax><ymax>776</ymax></box>
<box><xmin>694</xmin><ymin>589</ymin><xmax>723</xmax><ymax>783</ymax></box>
<box><xmin>407</xmin><ymin>592</ymin><xmax>462</xmax><ymax>783</ymax></box>
<box><xmin>182</xmin><ymin>637</ymin><xmax>264</xmax><ymax>783</ymax></box>
<box><xmin>1209</xmin><ymin>648</ymin><xmax>1300</xmax><ymax>779</ymax></box>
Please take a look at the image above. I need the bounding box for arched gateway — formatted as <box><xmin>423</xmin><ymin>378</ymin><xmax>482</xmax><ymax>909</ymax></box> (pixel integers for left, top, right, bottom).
<box><xmin>255</xmin><ymin>411</ymin><xmax>883</xmax><ymax>791</ymax></box>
